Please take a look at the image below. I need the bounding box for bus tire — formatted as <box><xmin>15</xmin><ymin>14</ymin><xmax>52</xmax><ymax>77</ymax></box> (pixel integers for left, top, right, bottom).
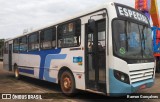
<box><xmin>60</xmin><ymin>71</ymin><xmax>76</xmax><ymax>96</ymax></box>
<box><xmin>14</xmin><ymin>66</ymin><xmax>20</xmax><ymax>79</ymax></box>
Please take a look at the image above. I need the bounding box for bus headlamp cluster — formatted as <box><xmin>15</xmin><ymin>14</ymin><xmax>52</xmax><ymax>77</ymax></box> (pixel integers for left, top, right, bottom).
<box><xmin>113</xmin><ymin>70</ymin><xmax>130</xmax><ymax>84</ymax></box>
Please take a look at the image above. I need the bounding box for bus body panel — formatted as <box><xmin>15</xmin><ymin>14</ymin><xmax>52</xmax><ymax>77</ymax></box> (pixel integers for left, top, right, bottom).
<box><xmin>3</xmin><ymin>54</ymin><xmax>8</xmax><ymax>70</ymax></box>
<box><xmin>16</xmin><ymin>54</ymin><xmax>41</xmax><ymax>78</ymax></box>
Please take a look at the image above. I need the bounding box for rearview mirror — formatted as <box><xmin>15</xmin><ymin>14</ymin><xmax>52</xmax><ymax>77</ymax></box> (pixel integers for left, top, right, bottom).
<box><xmin>88</xmin><ymin>19</ymin><xmax>96</xmax><ymax>33</ymax></box>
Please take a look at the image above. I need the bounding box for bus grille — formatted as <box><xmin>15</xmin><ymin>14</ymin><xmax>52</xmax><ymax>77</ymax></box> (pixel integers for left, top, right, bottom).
<box><xmin>129</xmin><ymin>68</ymin><xmax>154</xmax><ymax>83</ymax></box>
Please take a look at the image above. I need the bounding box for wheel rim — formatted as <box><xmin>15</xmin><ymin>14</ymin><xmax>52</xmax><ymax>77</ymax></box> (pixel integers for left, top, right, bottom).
<box><xmin>15</xmin><ymin>69</ymin><xmax>19</xmax><ymax>78</ymax></box>
<box><xmin>63</xmin><ymin>76</ymin><xmax>72</xmax><ymax>91</ymax></box>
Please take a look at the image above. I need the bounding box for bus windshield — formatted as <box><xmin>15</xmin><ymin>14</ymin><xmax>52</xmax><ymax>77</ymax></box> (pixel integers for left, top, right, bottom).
<box><xmin>113</xmin><ymin>20</ymin><xmax>153</xmax><ymax>59</ymax></box>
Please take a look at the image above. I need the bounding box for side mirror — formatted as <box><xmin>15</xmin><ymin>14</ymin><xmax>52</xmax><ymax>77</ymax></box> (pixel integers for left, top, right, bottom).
<box><xmin>88</xmin><ymin>19</ymin><xmax>96</xmax><ymax>33</ymax></box>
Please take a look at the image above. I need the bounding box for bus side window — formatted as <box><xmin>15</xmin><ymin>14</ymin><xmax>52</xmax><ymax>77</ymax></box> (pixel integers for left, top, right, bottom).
<box><xmin>28</xmin><ymin>32</ymin><xmax>39</xmax><ymax>51</ymax></box>
<box><xmin>19</xmin><ymin>36</ymin><xmax>27</xmax><ymax>52</ymax></box>
<box><xmin>13</xmin><ymin>38</ymin><xmax>19</xmax><ymax>53</ymax></box>
<box><xmin>52</xmin><ymin>27</ymin><xmax>56</xmax><ymax>47</ymax></box>
<box><xmin>40</xmin><ymin>27</ymin><xmax>56</xmax><ymax>49</ymax></box>
<box><xmin>57</xmin><ymin>19</ymin><xmax>81</xmax><ymax>48</ymax></box>
<box><xmin>4</xmin><ymin>42</ymin><xmax>8</xmax><ymax>54</ymax></box>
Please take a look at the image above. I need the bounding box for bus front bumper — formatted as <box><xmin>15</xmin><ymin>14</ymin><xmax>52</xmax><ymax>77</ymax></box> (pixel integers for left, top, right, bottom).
<box><xmin>109</xmin><ymin>69</ymin><xmax>154</xmax><ymax>96</ymax></box>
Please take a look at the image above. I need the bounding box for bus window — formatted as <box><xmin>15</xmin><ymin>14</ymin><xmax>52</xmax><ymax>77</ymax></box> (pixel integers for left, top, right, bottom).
<box><xmin>13</xmin><ymin>38</ymin><xmax>19</xmax><ymax>53</ymax></box>
<box><xmin>113</xmin><ymin>20</ymin><xmax>153</xmax><ymax>59</ymax></box>
<box><xmin>4</xmin><ymin>42</ymin><xmax>8</xmax><ymax>54</ymax></box>
<box><xmin>28</xmin><ymin>32</ymin><xmax>39</xmax><ymax>51</ymax></box>
<box><xmin>19</xmin><ymin>36</ymin><xmax>27</xmax><ymax>52</ymax></box>
<box><xmin>57</xmin><ymin>19</ymin><xmax>81</xmax><ymax>48</ymax></box>
<box><xmin>40</xmin><ymin>27</ymin><xmax>56</xmax><ymax>49</ymax></box>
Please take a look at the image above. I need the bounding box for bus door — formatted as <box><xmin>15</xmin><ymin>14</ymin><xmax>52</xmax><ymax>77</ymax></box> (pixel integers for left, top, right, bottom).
<box><xmin>85</xmin><ymin>19</ymin><xmax>106</xmax><ymax>92</ymax></box>
<box><xmin>8</xmin><ymin>44</ymin><xmax>12</xmax><ymax>71</ymax></box>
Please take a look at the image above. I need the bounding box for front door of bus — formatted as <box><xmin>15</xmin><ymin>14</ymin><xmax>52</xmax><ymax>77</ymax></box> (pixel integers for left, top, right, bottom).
<box><xmin>85</xmin><ymin>19</ymin><xmax>106</xmax><ymax>92</ymax></box>
<box><xmin>8</xmin><ymin>44</ymin><xmax>12</xmax><ymax>71</ymax></box>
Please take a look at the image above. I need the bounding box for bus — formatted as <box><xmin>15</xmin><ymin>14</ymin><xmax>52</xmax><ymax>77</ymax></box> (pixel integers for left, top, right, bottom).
<box><xmin>3</xmin><ymin>2</ymin><xmax>155</xmax><ymax>96</ymax></box>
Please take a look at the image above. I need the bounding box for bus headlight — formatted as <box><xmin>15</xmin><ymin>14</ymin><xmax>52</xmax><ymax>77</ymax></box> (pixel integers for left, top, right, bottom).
<box><xmin>113</xmin><ymin>70</ymin><xmax>130</xmax><ymax>84</ymax></box>
<box><xmin>121</xmin><ymin>74</ymin><xmax>125</xmax><ymax>81</ymax></box>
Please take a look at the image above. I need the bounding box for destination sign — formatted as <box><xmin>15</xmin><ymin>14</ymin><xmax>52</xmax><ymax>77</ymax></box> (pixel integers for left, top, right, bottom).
<box><xmin>115</xmin><ymin>4</ymin><xmax>149</xmax><ymax>24</ymax></box>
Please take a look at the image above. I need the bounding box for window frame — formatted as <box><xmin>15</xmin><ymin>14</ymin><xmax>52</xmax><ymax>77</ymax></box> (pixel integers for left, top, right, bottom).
<box><xmin>13</xmin><ymin>38</ymin><xmax>19</xmax><ymax>53</ymax></box>
<box><xmin>19</xmin><ymin>36</ymin><xmax>28</xmax><ymax>52</ymax></box>
<box><xmin>112</xmin><ymin>18</ymin><xmax>154</xmax><ymax>63</ymax></box>
<box><xmin>57</xmin><ymin>19</ymin><xmax>81</xmax><ymax>48</ymax></box>
<box><xmin>40</xmin><ymin>26</ymin><xmax>56</xmax><ymax>50</ymax></box>
<box><xmin>28</xmin><ymin>32</ymin><xmax>39</xmax><ymax>51</ymax></box>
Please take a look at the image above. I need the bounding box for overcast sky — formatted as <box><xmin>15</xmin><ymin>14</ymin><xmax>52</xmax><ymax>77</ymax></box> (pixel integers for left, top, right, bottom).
<box><xmin>0</xmin><ymin>0</ymin><xmax>159</xmax><ymax>39</ymax></box>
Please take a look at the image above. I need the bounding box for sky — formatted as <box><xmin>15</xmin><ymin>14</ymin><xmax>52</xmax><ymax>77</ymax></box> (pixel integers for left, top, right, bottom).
<box><xmin>0</xmin><ymin>0</ymin><xmax>159</xmax><ymax>39</ymax></box>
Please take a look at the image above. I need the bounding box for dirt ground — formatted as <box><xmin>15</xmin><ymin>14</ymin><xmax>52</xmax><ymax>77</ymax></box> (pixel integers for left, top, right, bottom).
<box><xmin>0</xmin><ymin>62</ymin><xmax>159</xmax><ymax>102</ymax></box>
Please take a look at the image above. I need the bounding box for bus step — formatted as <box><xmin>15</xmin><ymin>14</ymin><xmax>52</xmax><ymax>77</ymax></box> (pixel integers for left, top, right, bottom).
<box><xmin>85</xmin><ymin>89</ymin><xmax>106</xmax><ymax>95</ymax></box>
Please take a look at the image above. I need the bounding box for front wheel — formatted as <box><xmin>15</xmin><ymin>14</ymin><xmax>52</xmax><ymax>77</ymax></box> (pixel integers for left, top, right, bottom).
<box><xmin>60</xmin><ymin>71</ymin><xmax>77</xmax><ymax>96</ymax></box>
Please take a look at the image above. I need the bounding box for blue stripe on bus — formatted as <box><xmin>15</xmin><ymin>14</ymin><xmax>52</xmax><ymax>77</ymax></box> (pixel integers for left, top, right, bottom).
<box><xmin>19</xmin><ymin>68</ymin><xmax>34</xmax><ymax>75</ymax></box>
<box><xmin>43</xmin><ymin>54</ymin><xmax>67</xmax><ymax>82</ymax></box>
<box><xmin>20</xmin><ymin>48</ymin><xmax>61</xmax><ymax>79</ymax></box>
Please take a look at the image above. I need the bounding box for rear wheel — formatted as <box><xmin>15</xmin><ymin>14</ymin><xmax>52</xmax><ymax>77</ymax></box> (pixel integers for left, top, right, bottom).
<box><xmin>60</xmin><ymin>71</ymin><xmax>76</xmax><ymax>96</ymax></box>
<box><xmin>14</xmin><ymin>66</ymin><xmax>20</xmax><ymax>79</ymax></box>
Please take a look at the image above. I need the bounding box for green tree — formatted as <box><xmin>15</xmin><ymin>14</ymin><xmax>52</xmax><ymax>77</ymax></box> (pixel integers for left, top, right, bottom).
<box><xmin>0</xmin><ymin>39</ymin><xmax>4</xmax><ymax>48</ymax></box>
<box><xmin>0</xmin><ymin>39</ymin><xmax>4</xmax><ymax>59</ymax></box>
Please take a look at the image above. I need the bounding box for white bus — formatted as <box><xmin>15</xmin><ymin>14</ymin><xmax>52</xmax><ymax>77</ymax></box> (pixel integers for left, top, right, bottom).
<box><xmin>3</xmin><ymin>2</ymin><xmax>155</xmax><ymax>96</ymax></box>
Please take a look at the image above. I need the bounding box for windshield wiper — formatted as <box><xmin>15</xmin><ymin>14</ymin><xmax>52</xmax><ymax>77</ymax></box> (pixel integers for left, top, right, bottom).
<box><xmin>125</xmin><ymin>21</ymin><xmax>129</xmax><ymax>51</ymax></box>
<box><xmin>142</xmin><ymin>27</ymin><xmax>146</xmax><ymax>50</ymax></box>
